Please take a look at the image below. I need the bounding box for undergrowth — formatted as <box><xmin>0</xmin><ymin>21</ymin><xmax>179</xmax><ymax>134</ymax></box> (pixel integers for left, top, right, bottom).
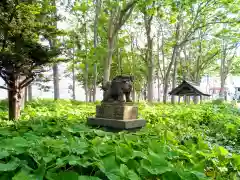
<box><xmin>0</xmin><ymin>99</ymin><xmax>239</xmax><ymax>180</ymax></box>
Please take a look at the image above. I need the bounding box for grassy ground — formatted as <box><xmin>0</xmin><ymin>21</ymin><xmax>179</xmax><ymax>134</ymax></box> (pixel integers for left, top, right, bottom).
<box><xmin>0</xmin><ymin>99</ymin><xmax>239</xmax><ymax>180</ymax></box>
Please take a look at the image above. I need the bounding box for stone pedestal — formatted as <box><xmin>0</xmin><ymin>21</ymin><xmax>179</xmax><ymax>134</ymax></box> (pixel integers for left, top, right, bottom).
<box><xmin>87</xmin><ymin>102</ymin><xmax>146</xmax><ymax>130</ymax></box>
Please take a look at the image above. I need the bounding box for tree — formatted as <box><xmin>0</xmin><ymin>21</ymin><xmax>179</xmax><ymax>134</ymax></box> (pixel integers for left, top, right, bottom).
<box><xmin>139</xmin><ymin>0</ymin><xmax>156</xmax><ymax>102</ymax></box>
<box><xmin>0</xmin><ymin>0</ymin><xmax>60</xmax><ymax>120</ymax></box>
<box><xmin>102</xmin><ymin>0</ymin><xmax>137</xmax><ymax>85</ymax></box>
<box><xmin>93</xmin><ymin>0</ymin><xmax>101</xmax><ymax>102</ymax></box>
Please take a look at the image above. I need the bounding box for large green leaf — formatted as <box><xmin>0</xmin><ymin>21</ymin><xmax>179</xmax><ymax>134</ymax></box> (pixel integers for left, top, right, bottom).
<box><xmin>140</xmin><ymin>151</ymin><xmax>172</xmax><ymax>175</ymax></box>
<box><xmin>78</xmin><ymin>176</ymin><xmax>101</xmax><ymax>180</ymax></box>
<box><xmin>57</xmin><ymin>172</ymin><xmax>79</xmax><ymax>180</ymax></box>
<box><xmin>97</xmin><ymin>155</ymin><xmax>121</xmax><ymax>179</ymax></box>
<box><xmin>0</xmin><ymin>158</ymin><xmax>20</xmax><ymax>172</ymax></box>
<box><xmin>0</xmin><ymin>151</ymin><xmax>9</xmax><ymax>159</ymax></box>
<box><xmin>12</xmin><ymin>169</ymin><xmax>33</xmax><ymax>180</ymax></box>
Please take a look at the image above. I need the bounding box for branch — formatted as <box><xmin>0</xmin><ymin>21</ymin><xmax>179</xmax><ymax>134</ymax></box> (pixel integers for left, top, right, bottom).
<box><xmin>20</xmin><ymin>77</ymin><xmax>35</xmax><ymax>89</ymax></box>
<box><xmin>135</xmin><ymin>42</ymin><xmax>147</xmax><ymax>64</ymax></box>
<box><xmin>0</xmin><ymin>86</ymin><xmax>11</xmax><ymax>91</ymax></box>
<box><xmin>0</xmin><ymin>71</ymin><xmax>10</xmax><ymax>86</ymax></box>
<box><xmin>19</xmin><ymin>73</ymin><xmax>35</xmax><ymax>89</ymax></box>
<box><xmin>114</xmin><ymin>0</ymin><xmax>138</xmax><ymax>35</ymax></box>
<box><xmin>199</xmin><ymin>51</ymin><xmax>220</xmax><ymax>70</ymax></box>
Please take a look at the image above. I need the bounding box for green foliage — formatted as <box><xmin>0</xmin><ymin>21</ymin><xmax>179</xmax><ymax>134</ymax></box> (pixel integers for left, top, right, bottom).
<box><xmin>0</xmin><ymin>99</ymin><xmax>239</xmax><ymax>179</ymax></box>
<box><xmin>0</xmin><ymin>0</ymin><xmax>62</xmax><ymax>80</ymax></box>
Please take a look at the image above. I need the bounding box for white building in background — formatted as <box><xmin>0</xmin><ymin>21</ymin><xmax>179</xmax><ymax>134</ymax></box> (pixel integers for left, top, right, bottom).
<box><xmin>200</xmin><ymin>75</ymin><xmax>240</xmax><ymax>101</ymax></box>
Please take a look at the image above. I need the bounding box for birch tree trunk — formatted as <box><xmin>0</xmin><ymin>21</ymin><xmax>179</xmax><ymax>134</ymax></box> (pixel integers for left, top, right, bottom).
<box><xmin>103</xmin><ymin>1</ymin><xmax>137</xmax><ymax>84</ymax></box>
<box><xmin>53</xmin><ymin>64</ymin><xmax>60</xmax><ymax>100</ymax></box>
<box><xmin>28</xmin><ymin>85</ymin><xmax>32</xmax><ymax>101</ymax></box>
<box><xmin>171</xmin><ymin>54</ymin><xmax>178</xmax><ymax>104</ymax></box>
<box><xmin>143</xmin><ymin>4</ymin><xmax>154</xmax><ymax>102</ymax></box>
<box><xmin>93</xmin><ymin>0</ymin><xmax>101</xmax><ymax>102</ymax></box>
<box><xmin>163</xmin><ymin>16</ymin><xmax>180</xmax><ymax>103</ymax></box>
<box><xmin>163</xmin><ymin>46</ymin><xmax>178</xmax><ymax>103</ymax></box>
<box><xmin>52</xmin><ymin>0</ymin><xmax>60</xmax><ymax>100</ymax></box>
<box><xmin>72</xmin><ymin>53</ymin><xmax>76</xmax><ymax>100</ymax></box>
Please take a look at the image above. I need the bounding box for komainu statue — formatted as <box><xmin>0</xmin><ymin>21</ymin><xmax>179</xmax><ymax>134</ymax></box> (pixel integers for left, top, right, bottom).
<box><xmin>102</xmin><ymin>75</ymin><xmax>134</xmax><ymax>102</ymax></box>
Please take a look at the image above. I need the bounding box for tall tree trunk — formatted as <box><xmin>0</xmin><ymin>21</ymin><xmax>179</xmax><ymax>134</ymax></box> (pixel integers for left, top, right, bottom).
<box><xmin>193</xmin><ymin>29</ymin><xmax>202</xmax><ymax>104</ymax></box>
<box><xmin>143</xmin><ymin>9</ymin><xmax>154</xmax><ymax>102</ymax></box>
<box><xmin>72</xmin><ymin>58</ymin><xmax>76</xmax><ymax>100</ymax></box>
<box><xmin>53</xmin><ymin>64</ymin><xmax>60</xmax><ymax>100</ymax></box>
<box><xmin>132</xmin><ymin>87</ymin><xmax>136</xmax><ymax>102</ymax></box>
<box><xmin>93</xmin><ymin>64</ymin><xmax>97</xmax><ymax>102</ymax></box>
<box><xmin>8</xmin><ymin>79</ymin><xmax>23</xmax><ymax>120</ymax></box>
<box><xmin>71</xmin><ymin>47</ymin><xmax>76</xmax><ymax>100</ymax></box>
<box><xmin>84</xmin><ymin>64</ymin><xmax>89</xmax><ymax>102</ymax></box>
<box><xmin>163</xmin><ymin>13</ymin><xmax>181</xmax><ymax>104</ymax></box>
<box><xmin>147</xmin><ymin>38</ymin><xmax>154</xmax><ymax>102</ymax></box>
<box><xmin>21</xmin><ymin>87</ymin><xmax>27</xmax><ymax>110</ymax></box>
<box><xmin>171</xmin><ymin>54</ymin><xmax>178</xmax><ymax>104</ymax></box>
<box><xmin>156</xmin><ymin>30</ymin><xmax>162</xmax><ymax>102</ymax></box>
<box><xmin>157</xmin><ymin>75</ymin><xmax>161</xmax><ymax>102</ymax></box>
<box><xmin>220</xmin><ymin>38</ymin><xmax>226</xmax><ymax>100</ymax></box>
<box><xmin>103</xmin><ymin>37</ymin><xmax>114</xmax><ymax>84</ymax></box>
<box><xmin>163</xmin><ymin>46</ymin><xmax>178</xmax><ymax>103</ymax></box>
<box><xmin>83</xmin><ymin>12</ymin><xmax>89</xmax><ymax>102</ymax></box>
<box><xmin>88</xmin><ymin>88</ymin><xmax>92</xmax><ymax>102</ymax></box>
<box><xmin>93</xmin><ymin>0</ymin><xmax>101</xmax><ymax>102</ymax></box>
<box><xmin>52</xmin><ymin>0</ymin><xmax>59</xmax><ymax>100</ymax></box>
<box><xmin>24</xmin><ymin>87</ymin><xmax>27</xmax><ymax>102</ymax></box>
<box><xmin>28</xmin><ymin>85</ymin><xmax>32</xmax><ymax>101</ymax></box>
<box><xmin>147</xmin><ymin>64</ymin><xmax>154</xmax><ymax>102</ymax></box>
<box><xmin>103</xmin><ymin>1</ymin><xmax>136</xmax><ymax>84</ymax></box>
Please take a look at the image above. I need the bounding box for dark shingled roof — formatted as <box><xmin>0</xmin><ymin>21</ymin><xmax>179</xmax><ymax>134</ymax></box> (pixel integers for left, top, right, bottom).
<box><xmin>169</xmin><ymin>80</ymin><xmax>210</xmax><ymax>96</ymax></box>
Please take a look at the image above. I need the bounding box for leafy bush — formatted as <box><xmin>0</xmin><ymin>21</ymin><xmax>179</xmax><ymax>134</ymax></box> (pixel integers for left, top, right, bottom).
<box><xmin>0</xmin><ymin>99</ymin><xmax>239</xmax><ymax>179</ymax></box>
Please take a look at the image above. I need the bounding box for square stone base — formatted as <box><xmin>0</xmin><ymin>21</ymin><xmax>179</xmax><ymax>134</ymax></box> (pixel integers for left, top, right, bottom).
<box><xmin>96</xmin><ymin>103</ymin><xmax>138</xmax><ymax>120</ymax></box>
<box><xmin>87</xmin><ymin>117</ymin><xmax>146</xmax><ymax>130</ymax></box>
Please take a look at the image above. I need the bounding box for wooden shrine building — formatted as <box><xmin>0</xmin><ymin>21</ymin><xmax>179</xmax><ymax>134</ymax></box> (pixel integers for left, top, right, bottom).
<box><xmin>169</xmin><ymin>80</ymin><xmax>210</xmax><ymax>103</ymax></box>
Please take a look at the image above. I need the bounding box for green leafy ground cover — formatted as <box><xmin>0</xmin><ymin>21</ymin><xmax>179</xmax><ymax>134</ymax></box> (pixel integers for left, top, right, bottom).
<box><xmin>0</xmin><ymin>99</ymin><xmax>239</xmax><ymax>180</ymax></box>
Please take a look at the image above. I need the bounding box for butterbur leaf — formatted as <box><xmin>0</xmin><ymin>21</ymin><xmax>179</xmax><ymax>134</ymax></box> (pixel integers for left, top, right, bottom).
<box><xmin>93</xmin><ymin>144</ymin><xmax>115</xmax><ymax>157</ymax></box>
<box><xmin>34</xmin><ymin>161</ymin><xmax>46</xmax><ymax>180</ymax></box>
<box><xmin>12</xmin><ymin>169</ymin><xmax>33</xmax><ymax>180</ymax></box>
<box><xmin>78</xmin><ymin>176</ymin><xmax>101</xmax><ymax>180</ymax></box>
<box><xmin>57</xmin><ymin>171</ymin><xmax>79</xmax><ymax>180</ymax></box>
<box><xmin>192</xmin><ymin>160</ymin><xmax>206</xmax><ymax>172</ymax></box>
<box><xmin>70</xmin><ymin>140</ymin><xmax>89</xmax><ymax>155</ymax></box>
<box><xmin>127</xmin><ymin>159</ymin><xmax>140</xmax><ymax>169</ymax></box>
<box><xmin>161</xmin><ymin>171</ymin><xmax>182</xmax><ymax>180</ymax></box>
<box><xmin>116</xmin><ymin>145</ymin><xmax>133</xmax><ymax>163</ymax></box>
<box><xmin>9</xmin><ymin>137</ymin><xmax>29</xmax><ymax>147</ymax></box>
<box><xmin>0</xmin><ymin>158</ymin><xmax>20</xmax><ymax>171</ymax></box>
<box><xmin>191</xmin><ymin>171</ymin><xmax>209</xmax><ymax>179</ymax></box>
<box><xmin>141</xmin><ymin>159</ymin><xmax>171</xmax><ymax>175</ymax></box>
<box><xmin>57</xmin><ymin>155</ymin><xmax>91</xmax><ymax>167</ymax></box>
<box><xmin>214</xmin><ymin>146</ymin><xmax>229</xmax><ymax>156</ymax></box>
<box><xmin>132</xmin><ymin>151</ymin><xmax>147</xmax><ymax>159</ymax></box>
<box><xmin>119</xmin><ymin>164</ymin><xmax>140</xmax><ymax>180</ymax></box>
<box><xmin>98</xmin><ymin>155</ymin><xmax>119</xmax><ymax>172</ymax></box>
<box><xmin>45</xmin><ymin>171</ymin><xmax>58</xmax><ymax>180</ymax></box>
<box><xmin>140</xmin><ymin>151</ymin><xmax>172</xmax><ymax>175</ymax></box>
<box><xmin>97</xmin><ymin>155</ymin><xmax>121</xmax><ymax>179</ymax></box>
<box><xmin>0</xmin><ymin>151</ymin><xmax>9</xmax><ymax>159</ymax></box>
<box><xmin>42</xmin><ymin>154</ymin><xmax>57</xmax><ymax>164</ymax></box>
<box><xmin>177</xmin><ymin>169</ymin><xmax>209</xmax><ymax>180</ymax></box>
<box><xmin>0</xmin><ymin>128</ymin><xmax>12</xmax><ymax>137</ymax></box>
<box><xmin>148</xmin><ymin>140</ymin><xmax>166</xmax><ymax>154</ymax></box>
<box><xmin>64</xmin><ymin>124</ymin><xmax>88</xmax><ymax>133</ymax></box>
<box><xmin>232</xmin><ymin>154</ymin><xmax>240</xmax><ymax>167</ymax></box>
